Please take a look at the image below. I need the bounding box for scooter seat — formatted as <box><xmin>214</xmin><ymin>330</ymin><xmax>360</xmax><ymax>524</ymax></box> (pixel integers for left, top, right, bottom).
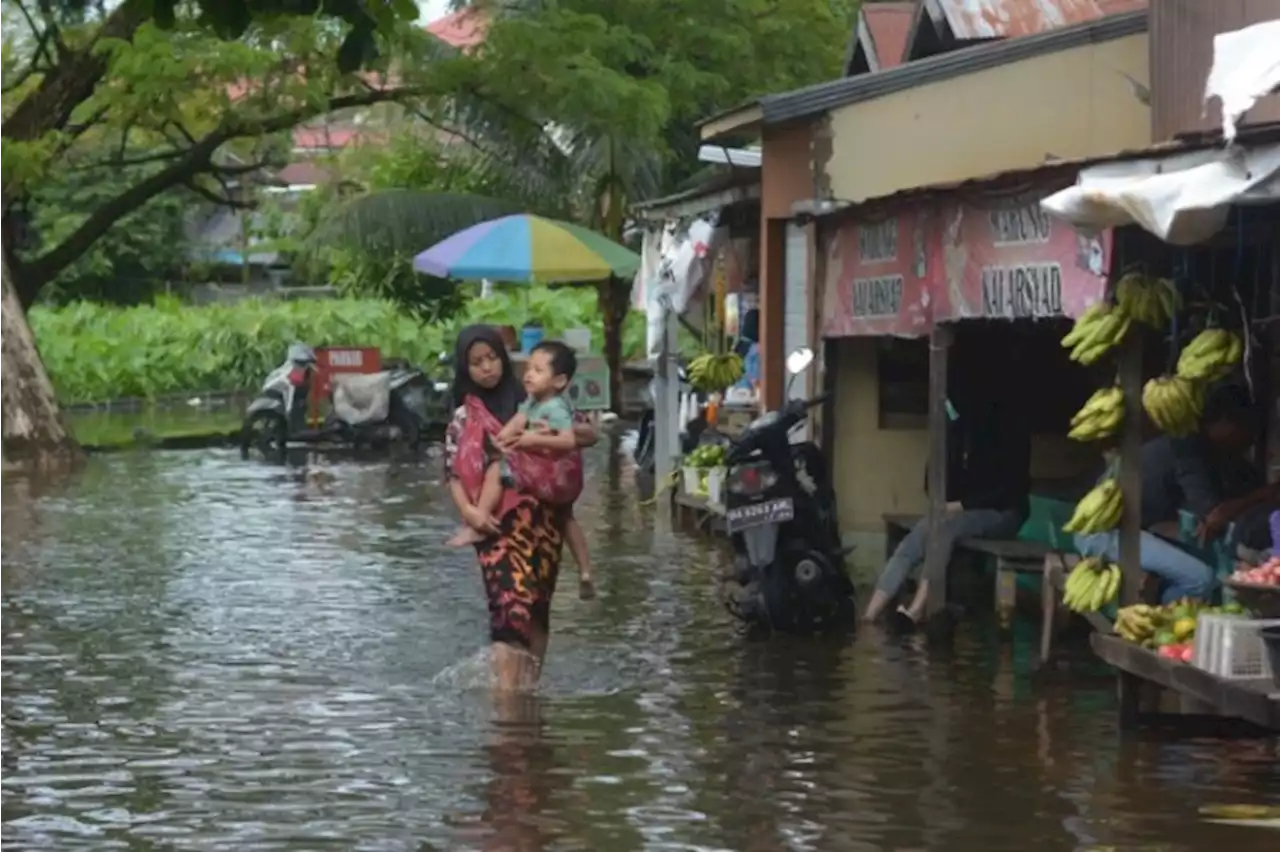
<box><xmin>331</xmin><ymin>373</ymin><xmax>391</xmax><ymax>425</ymax></box>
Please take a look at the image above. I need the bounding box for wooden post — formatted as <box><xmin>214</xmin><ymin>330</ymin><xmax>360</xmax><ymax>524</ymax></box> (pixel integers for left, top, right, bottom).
<box><xmin>924</xmin><ymin>325</ymin><xmax>952</xmax><ymax>617</ymax></box>
<box><xmin>654</xmin><ymin>308</ymin><xmax>681</xmax><ymax>499</ymax></box>
<box><xmin>1117</xmin><ymin>331</ymin><xmax>1145</xmax><ymax>604</ymax></box>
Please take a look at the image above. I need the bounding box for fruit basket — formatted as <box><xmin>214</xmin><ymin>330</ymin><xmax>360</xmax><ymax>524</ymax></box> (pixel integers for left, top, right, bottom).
<box><xmin>1224</xmin><ymin>555</ymin><xmax>1280</xmax><ymax>618</ymax></box>
<box><xmin>1222</xmin><ymin>581</ymin><xmax>1280</xmax><ymax>619</ymax></box>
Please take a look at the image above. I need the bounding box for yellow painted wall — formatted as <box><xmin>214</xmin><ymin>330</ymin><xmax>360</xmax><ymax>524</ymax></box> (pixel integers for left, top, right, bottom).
<box><xmin>831</xmin><ymin>338</ymin><xmax>930</xmax><ymax>537</ymax></box>
<box><xmin>826</xmin><ymin>34</ymin><xmax>1151</xmax><ymax>204</ymax></box>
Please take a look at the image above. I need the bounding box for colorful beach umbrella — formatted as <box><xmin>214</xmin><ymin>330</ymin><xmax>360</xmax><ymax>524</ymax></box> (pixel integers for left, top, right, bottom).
<box><xmin>412</xmin><ymin>214</ymin><xmax>640</xmax><ymax>284</ymax></box>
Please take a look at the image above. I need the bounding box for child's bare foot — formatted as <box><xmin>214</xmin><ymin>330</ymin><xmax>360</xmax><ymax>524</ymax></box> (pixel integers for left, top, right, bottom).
<box><xmin>578</xmin><ymin>574</ymin><xmax>596</xmax><ymax>600</ymax></box>
<box><xmin>447</xmin><ymin>525</ymin><xmax>482</xmax><ymax>547</ymax></box>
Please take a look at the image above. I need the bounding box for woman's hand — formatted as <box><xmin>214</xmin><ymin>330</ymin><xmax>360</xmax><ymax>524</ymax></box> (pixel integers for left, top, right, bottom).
<box><xmin>573</xmin><ymin>422</ymin><xmax>598</xmax><ymax>448</ymax></box>
<box><xmin>460</xmin><ymin>504</ymin><xmax>500</xmax><ymax>535</ymax></box>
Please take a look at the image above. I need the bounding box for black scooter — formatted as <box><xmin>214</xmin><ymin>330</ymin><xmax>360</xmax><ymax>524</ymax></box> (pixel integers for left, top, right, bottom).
<box><xmin>721</xmin><ymin>347</ymin><xmax>855</xmax><ymax>634</ymax></box>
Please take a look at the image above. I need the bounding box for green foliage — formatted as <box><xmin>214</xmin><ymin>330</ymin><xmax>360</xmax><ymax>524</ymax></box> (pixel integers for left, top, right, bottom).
<box><xmin>31</xmin><ymin>290</ymin><xmax>651</xmax><ymax>404</ymax></box>
<box><xmin>25</xmin><ymin>138</ymin><xmax>194</xmax><ymax>305</ymax></box>
<box><xmin>160</xmin><ymin>0</ymin><xmax>421</xmax><ymax>71</ymax></box>
<box><xmin>2</xmin><ymin>3</ymin><xmax>448</xmax><ymax>302</ymax></box>
<box><xmin>298</xmin><ymin>189</ymin><xmax>526</xmax><ymax>323</ymax></box>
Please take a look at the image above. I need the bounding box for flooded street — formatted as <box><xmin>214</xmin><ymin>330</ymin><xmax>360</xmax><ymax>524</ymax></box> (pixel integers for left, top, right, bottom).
<box><xmin>3</xmin><ymin>439</ymin><xmax>1277</xmax><ymax>851</ymax></box>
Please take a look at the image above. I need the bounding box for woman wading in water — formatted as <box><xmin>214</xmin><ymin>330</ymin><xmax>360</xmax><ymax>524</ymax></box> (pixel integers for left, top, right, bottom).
<box><xmin>444</xmin><ymin>325</ymin><xmax>597</xmax><ymax>689</ymax></box>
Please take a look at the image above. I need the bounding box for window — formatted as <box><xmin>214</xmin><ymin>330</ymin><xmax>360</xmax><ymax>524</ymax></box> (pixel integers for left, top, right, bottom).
<box><xmin>877</xmin><ymin>337</ymin><xmax>929</xmax><ymax>429</ymax></box>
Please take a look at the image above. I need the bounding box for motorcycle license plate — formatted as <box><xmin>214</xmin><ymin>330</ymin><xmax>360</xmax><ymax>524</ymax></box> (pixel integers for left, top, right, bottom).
<box><xmin>726</xmin><ymin>497</ymin><xmax>794</xmax><ymax>533</ymax></box>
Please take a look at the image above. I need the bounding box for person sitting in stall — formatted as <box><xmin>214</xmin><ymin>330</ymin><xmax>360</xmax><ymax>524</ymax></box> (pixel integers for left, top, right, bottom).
<box><xmin>1072</xmin><ymin>383</ymin><xmax>1258</xmax><ymax>603</ymax></box>
<box><xmin>863</xmin><ymin>384</ymin><xmax>1032</xmax><ymax>626</ymax></box>
<box><xmin>1192</xmin><ymin>385</ymin><xmax>1277</xmax><ymax>553</ymax></box>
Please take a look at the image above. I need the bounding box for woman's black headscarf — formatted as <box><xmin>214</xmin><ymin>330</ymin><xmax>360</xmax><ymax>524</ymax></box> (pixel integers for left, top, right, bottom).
<box><xmin>452</xmin><ymin>324</ymin><xmax>522</xmax><ymax>422</ymax></box>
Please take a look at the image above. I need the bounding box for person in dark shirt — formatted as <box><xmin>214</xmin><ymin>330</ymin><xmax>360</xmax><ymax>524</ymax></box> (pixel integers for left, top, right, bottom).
<box><xmin>864</xmin><ymin>388</ymin><xmax>1032</xmax><ymax>624</ymax></box>
<box><xmin>1073</xmin><ymin>383</ymin><xmax>1259</xmax><ymax>602</ymax></box>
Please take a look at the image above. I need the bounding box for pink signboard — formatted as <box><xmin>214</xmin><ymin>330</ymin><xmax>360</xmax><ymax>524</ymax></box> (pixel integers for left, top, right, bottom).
<box><xmin>821</xmin><ymin>210</ymin><xmax>935</xmax><ymax>338</ymax></box>
<box><xmin>933</xmin><ymin>197</ymin><xmax>1112</xmax><ymax>322</ymax></box>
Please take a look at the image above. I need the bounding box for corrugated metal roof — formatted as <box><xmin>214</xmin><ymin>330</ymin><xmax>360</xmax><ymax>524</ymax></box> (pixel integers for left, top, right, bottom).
<box><xmin>758</xmin><ymin>9</ymin><xmax>1145</xmax><ymax>126</ymax></box>
<box><xmin>631</xmin><ymin>169</ymin><xmax>760</xmax><ymax>215</ymax></box>
<box><xmin>927</xmin><ymin>0</ymin><xmax>1147</xmax><ymax>40</ymax></box>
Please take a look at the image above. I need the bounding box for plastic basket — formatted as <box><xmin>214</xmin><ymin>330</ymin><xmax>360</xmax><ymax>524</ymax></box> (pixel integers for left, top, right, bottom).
<box><xmin>1192</xmin><ymin>614</ymin><xmax>1280</xmax><ymax>680</ymax></box>
<box><xmin>705</xmin><ymin>466</ymin><xmax>726</xmax><ymax>506</ymax></box>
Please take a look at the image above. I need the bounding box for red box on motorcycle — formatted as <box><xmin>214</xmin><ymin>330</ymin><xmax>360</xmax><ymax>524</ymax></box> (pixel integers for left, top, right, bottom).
<box><xmin>311</xmin><ymin>347</ymin><xmax>382</xmax><ymax>421</ymax></box>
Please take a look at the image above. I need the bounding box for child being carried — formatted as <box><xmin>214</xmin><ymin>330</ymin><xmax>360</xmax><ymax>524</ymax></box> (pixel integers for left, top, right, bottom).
<box><xmin>448</xmin><ymin>340</ymin><xmax>596</xmax><ymax>597</ymax></box>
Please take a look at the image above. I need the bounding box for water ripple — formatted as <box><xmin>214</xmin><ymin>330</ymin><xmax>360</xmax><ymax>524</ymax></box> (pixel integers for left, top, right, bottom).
<box><xmin>3</xmin><ymin>442</ymin><xmax>1278</xmax><ymax>851</ymax></box>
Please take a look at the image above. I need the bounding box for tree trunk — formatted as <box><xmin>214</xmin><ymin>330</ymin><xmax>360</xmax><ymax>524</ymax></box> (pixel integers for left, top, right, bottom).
<box><xmin>1</xmin><ymin>257</ymin><xmax>82</xmax><ymax>471</ymax></box>
<box><xmin>597</xmin><ymin>276</ymin><xmax>630</xmax><ymax>414</ymax></box>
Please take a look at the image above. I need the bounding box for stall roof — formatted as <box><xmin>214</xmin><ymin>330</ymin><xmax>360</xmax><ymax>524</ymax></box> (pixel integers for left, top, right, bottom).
<box><xmin>631</xmin><ymin>171</ymin><xmax>761</xmax><ymax>221</ymax></box>
<box><xmin>699</xmin><ymin>9</ymin><xmax>1145</xmax><ymax>139</ymax></box>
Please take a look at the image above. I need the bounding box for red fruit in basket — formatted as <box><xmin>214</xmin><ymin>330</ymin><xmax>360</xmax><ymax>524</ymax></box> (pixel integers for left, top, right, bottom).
<box><xmin>1179</xmin><ymin>644</ymin><xmax>1195</xmax><ymax>663</ymax></box>
<box><xmin>1158</xmin><ymin>645</ymin><xmax>1181</xmax><ymax>660</ymax></box>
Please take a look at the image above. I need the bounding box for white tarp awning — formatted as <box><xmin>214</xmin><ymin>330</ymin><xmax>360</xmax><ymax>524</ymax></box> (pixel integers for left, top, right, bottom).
<box><xmin>1040</xmin><ymin>142</ymin><xmax>1280</xmax><ymax>245</ymax></box>
<box><xmin>1042</xmin><ymin>18</ymin><xmax>1280</xmax><ymax>245</ymax></box>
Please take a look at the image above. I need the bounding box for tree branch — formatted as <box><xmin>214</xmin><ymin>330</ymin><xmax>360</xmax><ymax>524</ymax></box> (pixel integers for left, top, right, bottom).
<box><xmin>183</xmin><ymin>179</ymin><xmax>255</xmax><ymax>209</ymax></box>
<box><xmin>1</xmin><ymin>0</ymin><xmax>149</xmax><ymax>204</ymax></box>
<box><xmin>19</xmin><ymin>85</ymin><xmax>426</xmax><ymax>291</ymax></box>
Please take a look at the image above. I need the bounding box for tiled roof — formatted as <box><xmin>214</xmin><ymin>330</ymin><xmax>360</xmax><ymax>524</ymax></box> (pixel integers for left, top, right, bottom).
<box><xmin>864</xmin><ymin>3</ymin><xmax>915</xmax><ymax>69</ymax></box>
<box><xmin>425</xmin><ymin>8</ymin><xmax>488</xmax><ymax>49</ymax></box>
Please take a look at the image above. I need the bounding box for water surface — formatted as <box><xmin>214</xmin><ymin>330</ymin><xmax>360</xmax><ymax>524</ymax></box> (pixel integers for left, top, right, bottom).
<box><xmin>3</xmin><ymin>441</ymin><xmax>1277</xmax><ymax>851</ymax></box>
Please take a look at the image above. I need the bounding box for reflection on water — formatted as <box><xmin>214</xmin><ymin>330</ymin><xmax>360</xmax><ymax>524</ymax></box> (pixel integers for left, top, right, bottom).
<box><xmin>2</xmin><ymin>441</ymin><xmax>1278</xmax><ymax>851</ymax></box>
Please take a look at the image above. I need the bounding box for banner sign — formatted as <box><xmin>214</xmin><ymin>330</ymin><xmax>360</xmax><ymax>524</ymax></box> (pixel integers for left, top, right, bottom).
<box><xmin>821</xmin><ymin>211</ymin><xmax>934</xmax><ymax>338</ymax></box>
<box><xmin>934</xmin><ymin>198</ymin><xmax>1112</xmax><ymax>322</ymax></box>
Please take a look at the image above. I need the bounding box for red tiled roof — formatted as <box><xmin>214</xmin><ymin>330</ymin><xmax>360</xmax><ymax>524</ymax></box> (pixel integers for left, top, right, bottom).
<box><xmin>864</xmin><ymin>2</ymin><xmax>915</xmax><ymax>70</ymax></box>
<box><xmin>425</xmin><ymin>8</ymin><xmax>488</xmax><ymax>50</ymax></box>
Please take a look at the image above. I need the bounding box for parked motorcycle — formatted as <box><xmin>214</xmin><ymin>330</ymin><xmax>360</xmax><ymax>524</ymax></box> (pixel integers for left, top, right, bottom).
<box><xmin>721</xmin><ymin>347</ymin><xmax>855</xmax><ymax>634</ymax></box>
<box><xmin>239</xmin><ymin>343</ymin><xmax>431</xmax><ymax>459</ymax></box>
<box><xmin>633</xmin><ymin>364</ymin><xmax>707</xmax><ymax>479</ymax></box>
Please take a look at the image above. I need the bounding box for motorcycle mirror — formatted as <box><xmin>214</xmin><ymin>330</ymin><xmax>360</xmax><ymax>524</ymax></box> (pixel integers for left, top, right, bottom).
<box><xmin>785</xmin><ymin>346</ymin><xmax>814</xmax><ymax>375</ymax></box>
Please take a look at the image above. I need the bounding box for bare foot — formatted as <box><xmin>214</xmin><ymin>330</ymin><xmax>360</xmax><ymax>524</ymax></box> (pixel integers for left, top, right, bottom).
<box><xmin>579</xmin><ymin>575</ymin><xmax>597</xmax><ymax>600</ymax></box>
<box><xmin>447</xmin><ymin>526</ymin><xmax>482</xmax><ymax>547</ymax></box>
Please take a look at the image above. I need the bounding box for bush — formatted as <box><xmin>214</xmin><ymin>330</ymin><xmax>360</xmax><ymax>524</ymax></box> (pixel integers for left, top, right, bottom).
<box><xmin>31</xmin><ymin>291</ymin><xmax>650</xmax><ymax>405</ymax></box>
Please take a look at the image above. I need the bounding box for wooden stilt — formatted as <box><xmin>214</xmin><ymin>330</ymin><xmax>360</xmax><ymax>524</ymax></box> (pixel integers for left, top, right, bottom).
<box><xmin>924</xmin><ymin>326</ymin><xmax>952</xmax><ymax>617</ymax></box>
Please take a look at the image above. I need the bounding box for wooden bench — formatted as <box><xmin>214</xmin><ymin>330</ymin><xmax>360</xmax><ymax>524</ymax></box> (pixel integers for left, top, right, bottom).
<box><xmin>883</xmin><ymin>513</ymin><xmax>1052</xmax><ymax>630</ymax></box>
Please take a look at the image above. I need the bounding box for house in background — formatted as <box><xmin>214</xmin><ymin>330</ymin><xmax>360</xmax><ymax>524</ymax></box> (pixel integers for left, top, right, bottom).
<box><xmin>184</xmin><ymin>12</ymin><xmax>484</xmax><ymax>285</ymax></box>
<box><xmin>844</xmin><ymin>1</ymin><xmax>914</xmax><ymax>75</ymax></box>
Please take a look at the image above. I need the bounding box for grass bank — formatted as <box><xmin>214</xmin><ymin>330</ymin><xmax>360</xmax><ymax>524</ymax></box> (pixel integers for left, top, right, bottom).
<box><xmin>32</xmin><ymin>291</ymin><xmax>647</xmax><ymax>406</ymax></box>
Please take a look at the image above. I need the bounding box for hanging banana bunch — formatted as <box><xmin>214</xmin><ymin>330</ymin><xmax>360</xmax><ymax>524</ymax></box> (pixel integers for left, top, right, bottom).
<box><xmin>1114</xmin><ymin>271</ymin><xmax>1180</xmax><ymax>328</ymax></box>
<box><xmin>1061</xmin><ymin>302</ymin><xmax>1132</xmax><ymax>366</ymax></box>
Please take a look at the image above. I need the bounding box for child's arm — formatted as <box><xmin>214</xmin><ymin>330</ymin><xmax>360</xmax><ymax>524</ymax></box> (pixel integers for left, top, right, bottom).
<box><xmin>513</xmin><ymin>398</ymin><xmax>577</xmax><ymax>453</ymax></box>
<box><xmin>516</xmin><ymin>428</ymin><xmax>578</xmax><ymax>453</ymax></box>
<box><xmin>495</xmin><ymin>411</ymin><xmax>528</xmax><ymax>445</ymax></box>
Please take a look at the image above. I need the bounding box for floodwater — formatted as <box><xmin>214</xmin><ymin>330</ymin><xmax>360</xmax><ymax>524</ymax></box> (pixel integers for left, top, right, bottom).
<box><xmin>2</xmin><ymin>437</ymin><xmax>1278</xmax><ymax>852</ymax></box>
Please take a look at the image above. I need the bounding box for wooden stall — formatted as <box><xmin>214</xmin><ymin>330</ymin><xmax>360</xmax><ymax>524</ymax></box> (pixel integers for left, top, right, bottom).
<box><xmin>814</xmin><ymin>166</ymin><xmax>1116</xmax><ymax>626</ymax></box>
